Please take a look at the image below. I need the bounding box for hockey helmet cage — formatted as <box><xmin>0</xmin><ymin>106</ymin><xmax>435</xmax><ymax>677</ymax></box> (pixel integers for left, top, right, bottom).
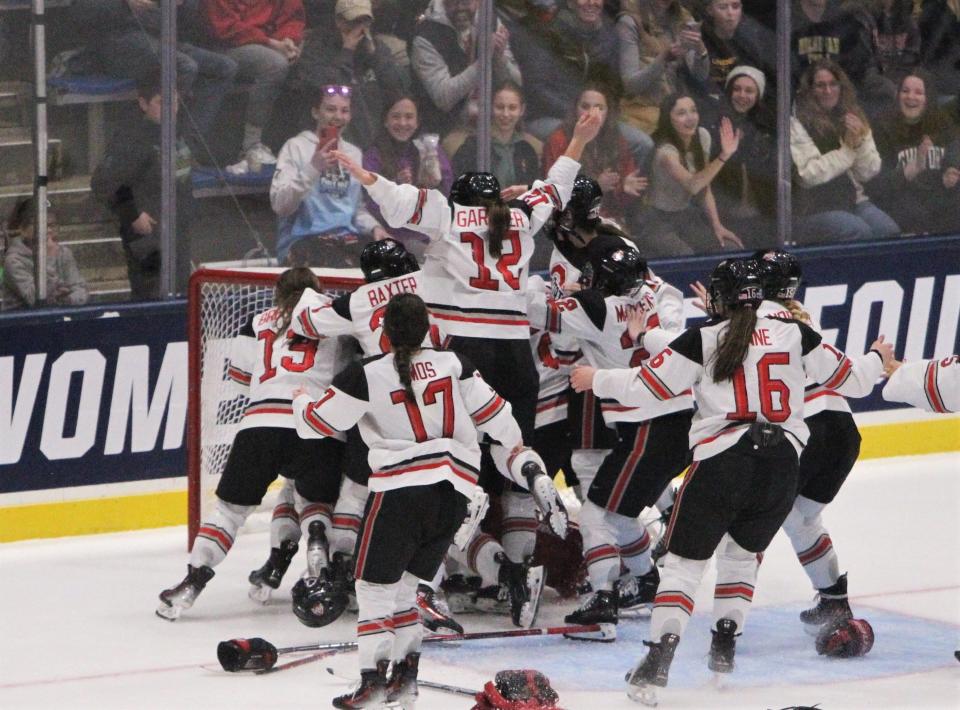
<box><xmin>449</xmin><ymin>172</ymin><xmax>501</xmax><ymax>207</ymax></box>
<box><xmin>291</xmin><ymin>574</ymin><xmax>348</xmax><ymax>628</ymax></box>
<box><xmin>586</xmin><ymin>234</ymin><xmax>645</xmax><ymax>297</ymax></box>
<box><xmin>816</xmin><ymin>618</ymin><xmax>875</xmax><ymax>658</ymax></box>
<box><xmin>753</xmin><ymin>249</ymin><xmax>802</xmax><ymax>300</ymax></box>
<box><xmin>360</xmin><ymin>238</ymin><xmax>418</xmax><ymax>283</ymax></box>
<box><xmin>708</xmin><ymin>258</ymin><xmax>764</xmax><ymax>312</ymax></box>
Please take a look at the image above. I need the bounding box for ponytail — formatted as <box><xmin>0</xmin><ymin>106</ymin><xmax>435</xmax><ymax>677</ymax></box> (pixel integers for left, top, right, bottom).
<box><xmin>383</xmin><ymin>293</ymin><xmax>431</xmax><ymax>401</ymax></box>
<box><xmin>712</xmin><ymin>306</ymin><xmax>757</xmax><ymax>382</ymax></box>
<box><xmin>785</xmin><ymin>299</ymin><xmax>812</xmax><ymax>326</ymax></box>
<box><xmin>482</xmin><ymin>197</ymin><xmax>512</xmax><ymax>258</ymax></box>
<box><xmin>274</xmin><ymin>267</ymin><xmax>319</xmax><ymax>335</ymax></box>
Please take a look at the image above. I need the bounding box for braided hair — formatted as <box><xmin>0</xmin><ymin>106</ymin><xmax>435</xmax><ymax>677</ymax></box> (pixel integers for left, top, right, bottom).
<box><xmin>274</xmin><ymin>267</ymin><xmax>319</xmax><ymax>336</ymax></box>
<box><xmin>383</xmin><ymin>293</ymin><xmax>430</xmax><ymax>401</ymax></box>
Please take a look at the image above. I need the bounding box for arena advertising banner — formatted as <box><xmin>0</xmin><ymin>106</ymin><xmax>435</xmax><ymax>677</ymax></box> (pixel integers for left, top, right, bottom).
<box><xmin>0</xmin><ymin>236</ymin><xmax>958</xmax><ymax>497</ymax></box>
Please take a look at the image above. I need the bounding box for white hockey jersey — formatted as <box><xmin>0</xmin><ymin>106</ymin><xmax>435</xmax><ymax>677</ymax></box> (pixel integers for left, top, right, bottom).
<box><xmin>882</xmin><ymin>355</ymin><xmax>959</xmax><ymax>413</ymax></box>
<box><xmin>529</xmin><ymin>285</ymin><xmax>693</xmax><ymax>425</ymax></box>
<box><xmin>290</xmin><ymin>271</ymin><xmax>444</xmax><ymax>356</ymax></box>
<box><xmin>757</xmin><ymin>300</ymin><xmax>852</xmax><ymax>417</ymax></box>
<box><xmin>527</xmin><ymin>276</ymin><xmax>581</xmax><ymax>428</ymax></box>
<box><xmin>592</xmin><ymin>314</ymin><xmax>885</xmax><ymax>459</ymax></box>
<box><xmin>293</xmin><ymin>349</ymin><xmax>525</xmax><ymax>498</ymax></box>
<box><xmin>364</xmin><ymin>156</ymin><xmax>581</xmax><ymax>339</ymax></box>
<box><xmin>226</xmin><ymin>304</ymin><xmax>351</xmax><ymax>430</ymax></box>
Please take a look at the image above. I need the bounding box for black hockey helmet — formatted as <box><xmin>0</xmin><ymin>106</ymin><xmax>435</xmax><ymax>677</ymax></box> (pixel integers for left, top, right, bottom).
<box><xmin>557</xmin><ymin>175</ymin><xmax>603</xmax><ymax>239</ymax></box>
<box><xmin>708</xmin><ymin>258</ymin><xmax>764</xmax><ymax>312</ymax></box>
<box><xmin>291</xmin><ymin>574</ymin><xmax>349</xmax><ymax>628</ymax></box>
<box><xmin>360</xmin><ymin>238</ymin><xmax>418</xmax><ymax>283</ymax></box>
<box><xmin>449</xmin><ymin>171</ymin><xmax>501</xmax><ymax>207</ymax></box>
<box><xmin>585</xmin><ymin>234</ymin><xmax>646</xmax><ymax>297</ymax></box>
<box><xmin>753</xmin><ymin>249</ymin><xmax>802</xmax><ymax>300</ymax></box>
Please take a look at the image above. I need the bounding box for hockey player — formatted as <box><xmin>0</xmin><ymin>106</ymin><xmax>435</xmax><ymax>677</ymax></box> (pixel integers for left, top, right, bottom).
<box><xmin>570</xmin><ymin>259</ymin><xmax>893</xmax><ymax>703</ymax></box>
<box><xmin>529</xmin><ymin>236</ymin><xmax>693</xmax><ymax>639</ymax></box>
<box><xmin>285</xmin><ymin>238</ymin><xmax>461</xmax><ymax>632</ymax></box>
<box><xmin>157</xmin><ymin>268</ymin><xmax>349</xmax><ymax>620</ymax></box>
<box><xmin>882</xmin><ymin>355</ymin><xmax>959</xmax><ymax>414</ymax></box>
<box><xmin>292</xmin><ymin>294</ymin><xmax>550</xmax><ymax>708</ymax></box>
<box><xmin>753</xmin><ymin>250</ymin><xmax>869</xmax><ymax>636</ymax></box>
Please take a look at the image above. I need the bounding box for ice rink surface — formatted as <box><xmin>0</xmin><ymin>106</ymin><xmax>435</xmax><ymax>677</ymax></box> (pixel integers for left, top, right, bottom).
<box><xmin>2</xmin><ymin>452</ymin><xmax>958</xmax><ymax>709</ymax></box>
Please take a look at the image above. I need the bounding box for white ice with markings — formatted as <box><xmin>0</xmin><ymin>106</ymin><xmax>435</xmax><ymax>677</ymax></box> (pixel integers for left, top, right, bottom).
<box><xmin>2</xmin><ymin>453</ymin><xmax>958</xmax><ymax>709</ymax></box>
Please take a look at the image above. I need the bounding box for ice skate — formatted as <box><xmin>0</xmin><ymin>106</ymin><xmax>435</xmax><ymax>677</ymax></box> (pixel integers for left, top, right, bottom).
<box><xmin>496</xmin><ymin>552</ymin><xmax>545</xmax><ymax>628</ymax></box>
<box><xmin>564</xmin><ymin>589</ymin><xmax>618</xmax><ymax>641</ymax></box>
<box><xmin>625</xmin><ymin>633</ymin><xmax>680</xmax><ymax>706</ymax></box>
<box><xmin>441</xmin><ymin>574</ymin><xmax>484</xmax><ymax>614</ymax></box>
<box><xmin>800</xmin><ymin>573</ymin><xmax>853</xmax><ymax>635</ymax></box>
<box><xmin>332</xmin><ymin>660</ymin><xmax>389</xmax><ymax>708</ymax></box>
<box><xmin>385</xmin><ymin>652</ymin><xmax>420</xmax><ymax>709</ymax></box>
<box><xmin>522</xmin><ymin>461</ymin><xmax>568</xmax><ymax>538</ymax></box>
<box><xmin>708</xmin><ymin>618</ymin><xmax>739</xmax><ymax>673</ymax></box>
<box><xmin>306</xmin><ymin>521</ymin><xmax>330</xmax><ymax>579</ymax></box>
<box><xmin>248</xmin><ymin>539</ymin><xmax>299</xmax><ymax>603</ymax></box>
<box><xmin>416</xmin><ymin>584</ymin><xmax>463</xmax><ymax>634</ymax></box>
<box><xmin>156</xmin><ymin>565</ymin><xmax>215</xmax><ymax>621</ymax></box>
<box><xmin>618</xmin><ymin>566</ymin><xmax>659</xmax><ymax>614</ymax></box>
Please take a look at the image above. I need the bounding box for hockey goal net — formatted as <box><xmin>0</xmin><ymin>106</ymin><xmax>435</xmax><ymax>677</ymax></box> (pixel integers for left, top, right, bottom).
<box><xmin>187</xmin><ymin>267</ymin><xmax>362</xmax><ymax>549</ymax></box>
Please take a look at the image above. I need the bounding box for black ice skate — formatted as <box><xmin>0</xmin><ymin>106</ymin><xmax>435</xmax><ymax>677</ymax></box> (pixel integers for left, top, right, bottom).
<box><xmin>496</xmin><ymin>552</ymin><xmax>545</xmax><ymax>628</ymax></box>
<box><xmin>332</xmin><ymin>660</ymin><xmax>389</xmax><ymax>709</ymax></box>
<box><xmin>386</xmin><ymin>652</ymin><xmax>420</xmax><ymax>709</ymax></box>
<box><xmin>156</xmin><ymin>564</ymin><xmax>215</xmax><ymax>621</ymax></box>
<box><xmin>248</xmin><ymin>539</ymin><xmax>299</xmax><ymax>603</ymax></box>
<box><xmin>708</xmin><ymin>618</ymin><xmax>739</xmax><ymax>673</ymax></box>
<box><xmin>416</xmin><ymin>584</ymin><xmax>463</xmax><ymax>634</ymax></box>
<box><xmin>800</xmin><ymin>573</ymin><xmax>853</xmax><ymax>634</ymax></box>
<box><xmin>564</xmin><ymin>589</ymin><xmax>618</xmax><ymax>641</ymax></box>
<box><xmin>522</xmin><ymin>461</ymin><xmax>569</xmax><ymax>538</ymax></box>
<box><xmin>625</xmin><ymin>633</ymin><xmax>680</xmax><ymax>706</ymax></box>
<box><xmin>306</xmin><ymin>521</ymin><xmax>330</xmax><ymax>579</ymax></box>
<box><xmin>618</xmin><ymin>566</ymin><xmax>660</xmax><ymax>613</ymax></box>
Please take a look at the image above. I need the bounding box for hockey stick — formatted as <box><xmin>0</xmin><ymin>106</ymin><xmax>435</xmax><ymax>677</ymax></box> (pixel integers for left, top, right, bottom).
<box><xmin>219</xmin><ymin>624</ymin><xmax>602</xmax><ymax>672</ymax></box>
<box><xmin>326</xmin><ymin>667</ymin><xmax>477</xmax><ymax>697</ymax></box>
<box><xmin>254</xmin><ymin>649</ymin><xmax>341</xmax><ymax>675</ymax></box>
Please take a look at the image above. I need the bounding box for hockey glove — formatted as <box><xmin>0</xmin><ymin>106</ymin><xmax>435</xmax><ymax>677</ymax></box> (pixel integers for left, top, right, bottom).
<box><xmin>816</xmin><ymin>618</ymin><xmax>874</xmax><ymax>658</ymax></box>
<box><xmin>217</xmin><ymin>637</ymin><xmax>278</xmax><ymax>672</ymax></box>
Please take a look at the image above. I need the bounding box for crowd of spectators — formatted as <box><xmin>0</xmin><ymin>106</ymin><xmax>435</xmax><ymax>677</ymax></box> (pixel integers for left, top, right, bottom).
<box><xmin>4</xmin><ymin>0</ymin><xmax>958</xmax><ymax>306</ymax></box>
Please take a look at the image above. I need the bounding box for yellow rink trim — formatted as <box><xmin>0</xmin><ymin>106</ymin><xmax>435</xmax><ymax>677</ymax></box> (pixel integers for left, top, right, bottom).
<box><xmin>1</xmin><ymin>417</ymin><xmax>957</xmax><ymax>543</ymax></box>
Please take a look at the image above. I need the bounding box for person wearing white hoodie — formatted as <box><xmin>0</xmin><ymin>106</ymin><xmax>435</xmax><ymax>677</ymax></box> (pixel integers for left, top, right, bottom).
<box><xmin>270</xmin><ymin>84</ymin><xmax>389</xmax><ymax>266</ymax></box>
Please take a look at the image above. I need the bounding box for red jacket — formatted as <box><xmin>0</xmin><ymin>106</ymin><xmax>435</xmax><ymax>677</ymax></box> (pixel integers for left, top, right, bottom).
<box><xmin>202</xmin><ymin>0</ymin><xmax>305</xmax><ymax>47</ymax></box>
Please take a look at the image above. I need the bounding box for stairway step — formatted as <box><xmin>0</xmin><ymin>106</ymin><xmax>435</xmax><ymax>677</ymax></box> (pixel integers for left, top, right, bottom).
<box><xmin>0</xmin><ymin>176</ymin><xmax>112</xmax><ymax>225</ymax></box>
<box><xmin>0</xmin><ymin>137</ymin><xmax>64</xmax><ymax>185</ymax></box>
<box><xmin>68</xmin><ymin>236</ymin><xmax>126</xmax><ymax>272</ymax></box>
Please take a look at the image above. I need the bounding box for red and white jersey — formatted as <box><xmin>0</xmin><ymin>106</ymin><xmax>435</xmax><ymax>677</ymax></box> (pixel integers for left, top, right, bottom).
<box><xmin>757</xmin><ymin>299</ymin><xmax>852</xmax><ymax>417</ymax></box>
<box><xmin>293</xmin><ymin>349</ymin><xmax>524</xmax><ymax>498</ymax></box>
<box><xmin>364</xmin><ymin>156</ymin><xmax>581</xmax><ymax>339</ymax></box>
<box><xmin>529</xmin><ymin>285</ymin><xmax>693</xmax><ymax>425</ymax></box>
<box><xmin>226</xmin><ymin>305</ymin><xmax>351</xmax><ymax>430</ymax></box>
<box><xmin>527</xmin><ymin>276</ymin><xmax>581</xmax><ymax>428</ymax></box>
<box><xmin>645</xmin><ymin>269</ymin><xmax>684</xmax><ymax>333</ymax></box>
<box><xmin>291</xmin><ymin>271</ymin><xmax>444</xmax><ymax>356</ymax></box>
<box><xmin>592</xmin><ymin>315</ymin><xmax>885</xmax><ymax>460</ymax></box>
<box><xmin>882</xmin><ymin>355</ymin><xmax>960</xmax><ymax>413</ymax></box>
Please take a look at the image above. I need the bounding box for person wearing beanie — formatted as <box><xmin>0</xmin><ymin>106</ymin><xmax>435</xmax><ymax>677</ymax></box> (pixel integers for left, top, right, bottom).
<box><xmin>708</xmin><ymin>64</ymin><xmax>776</xmax><ymax>249</ymax></box>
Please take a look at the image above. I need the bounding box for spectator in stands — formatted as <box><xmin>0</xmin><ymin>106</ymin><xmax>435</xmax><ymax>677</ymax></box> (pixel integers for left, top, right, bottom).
<box><xmin>698</xmin><ymin>0</ymin><xmax>774</xmax><ymax>108</ymax></box>
<box><xmin>452</xmin><ymin>81</ymin><xmax>541</xmax><ymax>199</ymax></box>
<box><xmin>363</xmin><ymin>94</ymin><xmax>453</xmax><ymax>258</ymax></box>
<box><xmin>91</xmin><ymin>71</ymin><xmax>197</xmax><ymax>300</ymax></box>
<box><xmin>641</xmin><ymin>91</ymin><xmax>743</xmax><ymax>256</ymax></box>
<box><xmin>2</xmin><ymin>199</ymin><xmax>88</xmax><ymax>311</ymax></box>
<box><xmin>293</xmin><ymin>0</ymin><xmax>409</xmax><ymax>149</ymax></box>
<box><xmin>541</xmin><ymin>81</ymin><xmax>648</xmax><ymax>231</ymax></box>
<box><xmin>918</xmin><ymin>0</ymin><xmax>960</xmax><ymax>99</ymax></box>
<box><xmin>73</xmin><ymin>0</ymin><xmax>237</xmax><ymax>146</ymax></box>
<box><xmin>791</xmin><ymin>0</ymin><xmax>894</xmax><ymax>111</ymax></box>
<box><xmin>202</xmin><ymin>0</ymin><xmax>306</xmax><ymax>175</ymax></box>
<box><xmin>708</xmin><ymin>65</ymin><xmax>775</xmax><ymax>248</ymax></box>
<box><xmin>870</xmin><ymin>69</ymin><xmax>960</xmax><ymax>234</ymax></box>
<box><xmin>791</xmin><ymin>59</ymin><xmax>900</xmax><ymax>244</ymax></box>
<box><xmin>410</xmin><ymin>0</ymin><xmax>522</xmax><ymax>151</ymax></box>
<box><xmin>271</xmin><ymin>85</ymin><xmax>388</xmax><ymax>267</ymax></box>
<box><xmin>869</xmin><ymin>0</ymin><xmax>921</xmax><ymax>89</ymax></box>
<box><xmin>617</xmin><ymin>0</ymin><xmax>711</xmax><ymax>136</ymax></box>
